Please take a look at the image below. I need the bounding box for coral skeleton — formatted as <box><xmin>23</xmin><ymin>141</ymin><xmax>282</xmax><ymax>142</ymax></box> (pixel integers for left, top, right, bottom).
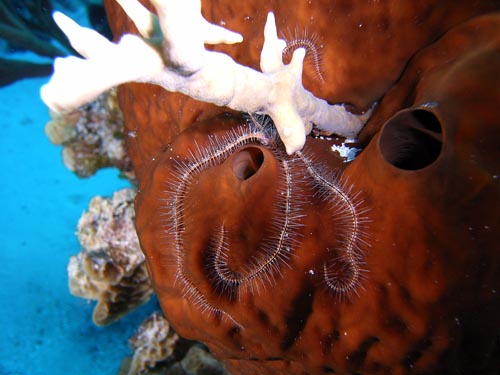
<box><xmin>40</xmin><ymin>0</ymin><xmax>372</xmax><ymax>154</ymax></box>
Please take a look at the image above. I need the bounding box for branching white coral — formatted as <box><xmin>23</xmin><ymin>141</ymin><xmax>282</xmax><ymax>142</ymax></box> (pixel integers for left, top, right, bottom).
<box><xmin>40</xmin><ymin>0</ymin><xmax>372</xmax><ymax>154</ymax></box>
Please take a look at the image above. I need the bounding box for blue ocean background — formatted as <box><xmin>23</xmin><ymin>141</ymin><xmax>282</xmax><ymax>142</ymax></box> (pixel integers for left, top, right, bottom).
<box><xmin>0</xmin><ymin>2</ymin><xmax>158</xmax><ymax>373</ymax></box>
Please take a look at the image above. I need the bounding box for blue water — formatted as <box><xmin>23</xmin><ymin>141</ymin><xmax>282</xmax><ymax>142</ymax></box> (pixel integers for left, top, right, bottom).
<box><xmin>0</xmin><ymin>77</ymin><xmax>157</xmax><ymax>374</ymax></box>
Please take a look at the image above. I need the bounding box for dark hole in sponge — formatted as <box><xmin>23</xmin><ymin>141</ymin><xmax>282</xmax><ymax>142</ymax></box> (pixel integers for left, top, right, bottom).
<box><xmin>232</xmin><ymin>147</ymin><xmax>264</xmax><ymax>180</ymax></box>
<box><xmin>379</xmin><ymin>109</ymin><xmax>443</xmax><ymax>170</ymax></box>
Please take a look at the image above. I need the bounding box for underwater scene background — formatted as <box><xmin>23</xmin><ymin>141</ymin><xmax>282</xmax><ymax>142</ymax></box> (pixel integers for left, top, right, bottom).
<box><xmin>1</xmin><ymin>0</ymin><xmax>499</xmax><ymax>374</ymax></box>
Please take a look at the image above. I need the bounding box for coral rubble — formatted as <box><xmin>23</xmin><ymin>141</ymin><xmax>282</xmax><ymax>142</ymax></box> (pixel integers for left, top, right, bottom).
<box><xmin>45</xmin><ymin>88</ymin><xmax>134</xmax><ymax>179</ymax></box>
<box><xmin>67</xmin><ymin>188</ymin><xmax>152</xmax><ymax>326</ymax></box>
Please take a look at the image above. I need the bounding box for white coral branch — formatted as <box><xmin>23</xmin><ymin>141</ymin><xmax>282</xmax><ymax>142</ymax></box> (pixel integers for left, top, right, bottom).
<box><xmin>40</xmin><ymin>0</ymin><xmax>371</xmax><ymax>154</ymax></box>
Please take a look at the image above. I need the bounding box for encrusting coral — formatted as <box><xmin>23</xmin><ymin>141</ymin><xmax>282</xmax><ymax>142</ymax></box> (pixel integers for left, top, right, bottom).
<box><xmin>121</xmin><ymin>311</ymin><xmax>230</xmax><ymax>375</ymax></box>
<box><xmin>45</xmin><ymin>88</ymin><xmax>134</xmax><ymax>178</ymax></box>
<box><xmin>68</xmin><ymin>188</ymin><xmax>153</xmax><ymax>326</ymax></box>
<box><xmin>127</xmin><ymin>312</ymin><xmax>180</xmax><ymax>375</ymax></box>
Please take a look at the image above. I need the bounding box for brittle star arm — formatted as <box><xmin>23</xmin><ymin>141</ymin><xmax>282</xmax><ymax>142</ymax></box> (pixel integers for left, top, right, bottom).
<box><xmin>40</xmin><ymin>0</ymin><xmax>372</xmax><ymax>154</ymax></box>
